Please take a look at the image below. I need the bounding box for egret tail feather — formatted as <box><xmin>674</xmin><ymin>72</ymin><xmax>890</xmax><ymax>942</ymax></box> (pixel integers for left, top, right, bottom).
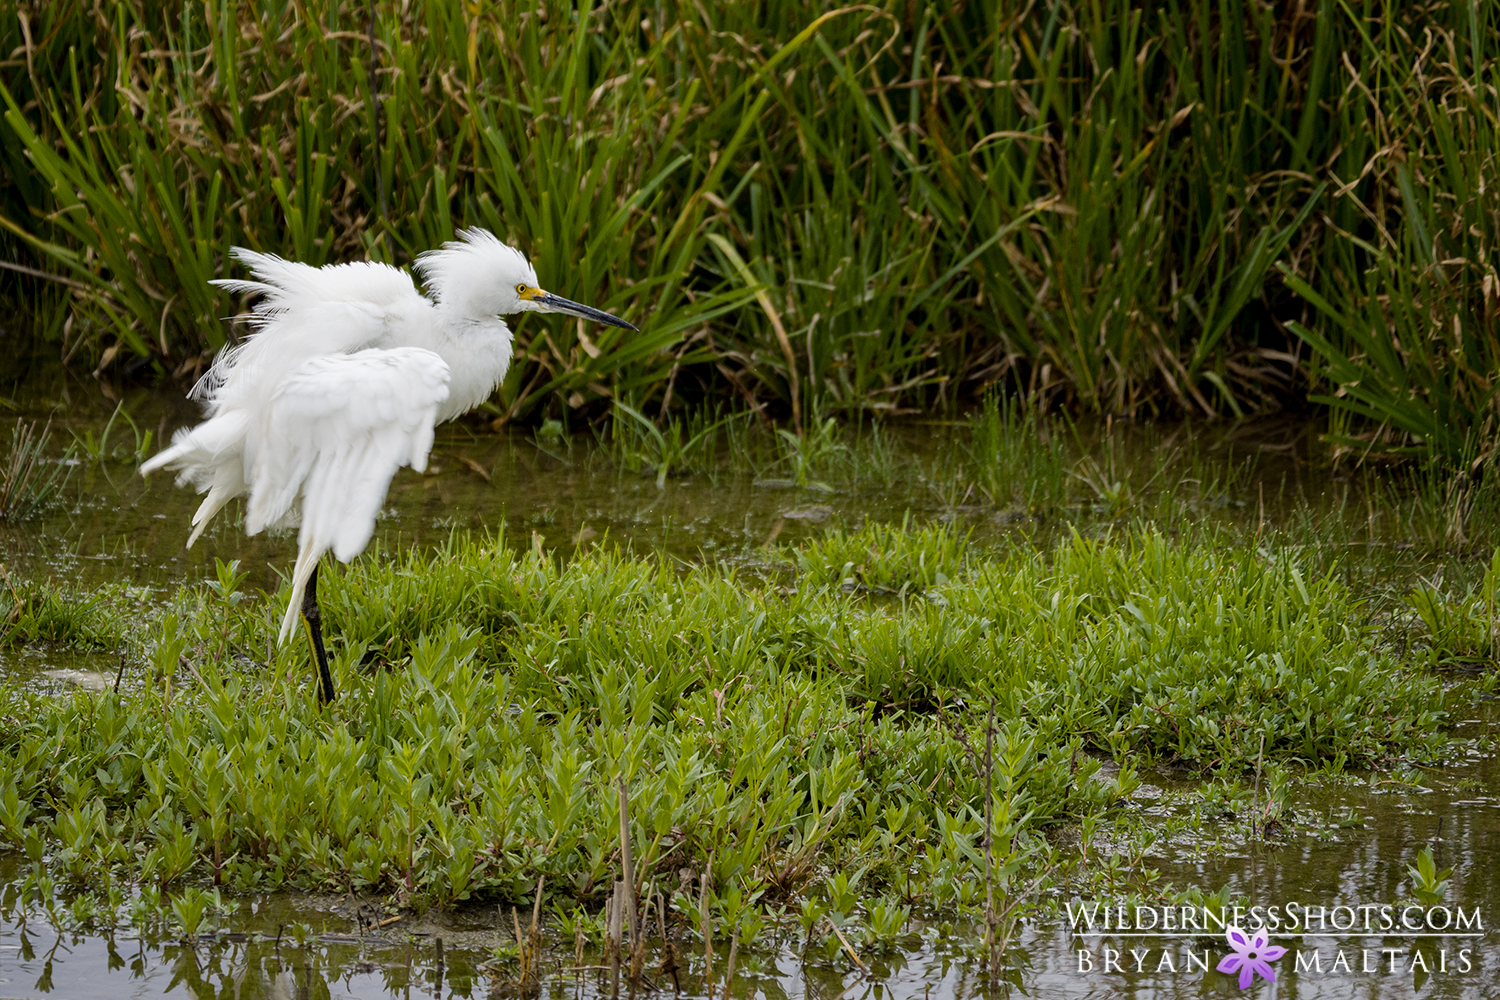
<box><xmin>186</xmin><ymin>486</ymin><xmax>236</xmax><ymax>548</ymax></box>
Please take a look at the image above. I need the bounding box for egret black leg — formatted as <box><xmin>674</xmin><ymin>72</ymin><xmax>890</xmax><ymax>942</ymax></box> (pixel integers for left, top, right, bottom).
<box><xmin>301</xmin><ymin>563</ymin><xmax>337</xmax><ymax>704</ymax></box>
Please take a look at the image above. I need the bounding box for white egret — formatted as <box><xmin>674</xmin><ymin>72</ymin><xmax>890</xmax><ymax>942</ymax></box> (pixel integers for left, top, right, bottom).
<box><xmin>141</xmin><ymin>228</ymin><xmax>636</xmax><ymax>703</ymax></box>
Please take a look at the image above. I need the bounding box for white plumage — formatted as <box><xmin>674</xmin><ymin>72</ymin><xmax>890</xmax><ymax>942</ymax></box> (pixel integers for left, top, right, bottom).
<box><xmin>143</xmin><ymin>229</ymin><xmax>635</xmax><ymax>669</ymax></box>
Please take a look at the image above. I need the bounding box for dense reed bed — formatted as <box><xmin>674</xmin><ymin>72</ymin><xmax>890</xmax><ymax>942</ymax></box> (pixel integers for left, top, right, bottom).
<box><xmin>0</xmin><ymin>1</ymin><xmax>1495</xmax><ymax>459</ymax></box>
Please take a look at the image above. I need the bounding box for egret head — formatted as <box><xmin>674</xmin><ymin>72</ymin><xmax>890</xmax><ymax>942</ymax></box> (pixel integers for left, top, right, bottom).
<box><xmin>416</xmin><ymin>228</ymin><xmax>636</xmax><ymax>330</ymax></box>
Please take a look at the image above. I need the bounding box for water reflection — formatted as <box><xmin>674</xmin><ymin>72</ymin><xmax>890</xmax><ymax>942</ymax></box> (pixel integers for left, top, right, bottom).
<box><xmin>0</xmin><ymin>923</ymin><xmax>478</xmax><ymax>999</ymax></box>
<box><xmin>1</xmin><ymin>910</ymin><xmax>1495</xmax><ymax>999</ymax></box>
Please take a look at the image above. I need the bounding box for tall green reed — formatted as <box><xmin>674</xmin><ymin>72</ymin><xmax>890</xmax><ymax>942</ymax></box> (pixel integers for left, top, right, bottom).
<box><xmin>0</xmin><ymin>0</ymin><xmax>1493</xmax><ymax>446</ymax></box>
<box><xmin>1280</xmin><ymin>2</ymin><xmax>1500</xmax><ymax>466</ymax></box>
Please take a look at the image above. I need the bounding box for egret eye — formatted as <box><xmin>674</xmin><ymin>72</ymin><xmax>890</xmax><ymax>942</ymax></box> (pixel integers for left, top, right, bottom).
<box><xmin>516</xmin><ymin>283</ymin><xmax>527</xmax><ymax>295</ymax></box>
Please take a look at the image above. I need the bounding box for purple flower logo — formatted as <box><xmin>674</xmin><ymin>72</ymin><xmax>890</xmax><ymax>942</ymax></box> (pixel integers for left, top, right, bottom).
<box><xmin>1217</xmin><ymin>926</ymin><xmax>1286</xmax><ymax>989</ymax></box>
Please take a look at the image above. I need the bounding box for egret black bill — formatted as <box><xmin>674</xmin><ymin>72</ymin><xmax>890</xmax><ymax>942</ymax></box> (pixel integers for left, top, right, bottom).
<box><xmin>535</xmin><ymin>290</ymin><xmax>637</xmax><ymax>331</ymax></box>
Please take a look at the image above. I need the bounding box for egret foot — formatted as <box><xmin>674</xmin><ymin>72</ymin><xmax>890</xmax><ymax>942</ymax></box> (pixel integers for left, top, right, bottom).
<box><xmin>301</xmin><ymin>564</ymin><xmax>337</xmax><ymax>704</ymax></box>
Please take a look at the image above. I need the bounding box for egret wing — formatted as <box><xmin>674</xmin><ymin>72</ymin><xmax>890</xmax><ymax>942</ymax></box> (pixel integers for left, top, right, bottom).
<box><xmin>250</xmin><ymin>347</ymin><xmax>451</xmax><ymax>641</ymax></box>
<box><xmin>198</xmin><ymin>249</ymin><xmax>427</xmax><ymax>406</ymax></box>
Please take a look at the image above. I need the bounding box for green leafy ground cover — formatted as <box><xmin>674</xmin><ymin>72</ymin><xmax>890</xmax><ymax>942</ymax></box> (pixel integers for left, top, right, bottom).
<box><xmin>1</xmin><ymin>521</ymin><xmax>1489</xmax><ymax>947</ymax></box>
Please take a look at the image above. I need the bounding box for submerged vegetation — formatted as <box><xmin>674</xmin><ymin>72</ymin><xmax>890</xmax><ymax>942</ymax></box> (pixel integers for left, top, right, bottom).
<box><xmin>1</xmin><ymin>1</ymin><xmax>1496</xmax><ymax>464</ymax></box>
<box><xmin>0</xmin><ymin>517</ymin><xmax>1491</xmax><ymax>942</ymax></box>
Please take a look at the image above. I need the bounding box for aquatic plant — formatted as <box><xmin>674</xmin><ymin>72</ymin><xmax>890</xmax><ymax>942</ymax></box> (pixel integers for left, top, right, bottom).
<box><xmin>0</xmin><ymin>419</ymin><xmax>69</xmax><ymax>522</ymax></box>
<box><xmin>965</xmin><ymin>395</ymin><xmax>1071</xmax><ymax>512</ymax></box>
<box><xmin>1405</xmin><ymin>846</ymin><xmax>1453</xmax><ymax>909</ymax></box>
<box><xmin>606</xmin><ymin>401</ymin><xmax>739</xmax><ymax>488</ymax></box>
<box><xmin>797</xmin><ymin>517</ymin><xmax>967</xmax><ymax>594</ymax></box>
<box><xmin>69</xmin><ymin>401</ymin><xmax>154</xmax><ymax>464</ymax></box>
<box><xmin>1401</xmin><ymin>546</ymin><xmax>1500</xmax><ymax>664</ymax></box>
<box><xmin>0</xmin><ymin>578</ymin><xmax>123</xmax><ymax>649</ymax></box>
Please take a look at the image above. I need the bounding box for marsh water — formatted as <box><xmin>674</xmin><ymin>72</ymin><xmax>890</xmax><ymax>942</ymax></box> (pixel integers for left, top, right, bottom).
<box><xmin>1</xmin><ymin>365</ymin><xmax>1498</xmax><ymax>998</ymax></box>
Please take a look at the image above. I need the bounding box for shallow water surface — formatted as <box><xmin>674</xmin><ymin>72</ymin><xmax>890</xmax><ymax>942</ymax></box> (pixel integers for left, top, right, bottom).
<box><xmin>0</xmin><ymin>382</ymin><xmax>959</xmax><ymax>597</ymax></box>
